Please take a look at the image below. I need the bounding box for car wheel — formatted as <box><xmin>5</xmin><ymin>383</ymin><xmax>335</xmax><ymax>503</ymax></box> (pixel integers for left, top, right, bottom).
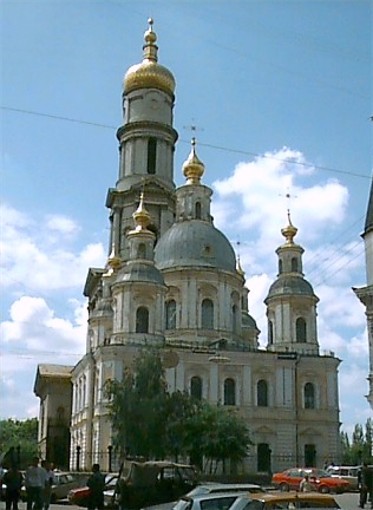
<box><xmin>50</xmin><ymin>494</ymin><xmax>57</xmax><ymax>503</ymax></box>
<box><xmin>319</xmin><ymin>485</ymin><xmax>329</xmax><ymax>493</ymax></box>
<box><xmin>280</xmin><ymin>483</ymin><xmax>289</xmax><ymax>492</ymax></box>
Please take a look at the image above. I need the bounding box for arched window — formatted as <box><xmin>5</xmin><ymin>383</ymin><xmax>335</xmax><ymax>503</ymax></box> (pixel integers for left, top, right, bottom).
<box><xmin>147</xmin><ymin>137</ymin><xmax>157</xmax><ymax>174</ymax></box>
<box><xmin>278</xmin><ymin>259</ymin><xmax>283</xmax><ymax>274</ymax></box>
<box><xmin>195</xmin><ymin>201</ymin><xmax>202</xmax><ymax>219</ymax></box>
<box><xmin>201</xmin><ymin>299</ymin><xmax>214</xmax><ymax>329</ymax></box>
<box><xmin>304</xmin><ymin>382</ymin><xmax>315</xmax><ymax>409</ymax></box>
<box><xmin>190</xmin><ymin>376</ymin><xmax>202</xmax><ymax>400</ymax></box>
<box><xmin>165</xmin><ymin>300</ymin><xmax>176</xmax><ymax>330</ymax></box>
<box><xmin>232</xmin><ymin>304</ymin><xmax>238</xmax><ymax>334</ymax></box>
<box><xmin>224</xmin><ymin>378</ymin><xmax>236</xmax><ymax>405</ymax></box>
<box><xmin>257</xmin><ymin>379</ymin><xmax>268</xmax><ymax>407</ymax></box>
<box><xmin>296</xmin><ymin>317</ymin><xmax>307</xmax><ymax>342</ymax></box>
<box><xmin>291</xmin><ymin>257</ymin><xmax>298</xmax><ymax>272</ymax></box>
<box><xmin>268</xmin><ymin>320</ymin><xmax>274</xmax><ymax>345</ymax></box>
<box><xmin>136</xmin><ymin>306</ymin><xmax>149</xmax><ymax>333</ymax></box>
<box><xmin>137</xmin><ymin>243</ymin><xmax>146</xmax><ymax>259</ymax></box>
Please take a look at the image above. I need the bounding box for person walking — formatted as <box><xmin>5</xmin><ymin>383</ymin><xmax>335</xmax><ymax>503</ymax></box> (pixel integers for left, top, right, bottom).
<box><xmin>42</xmin><ymin>461</ymin><xmax>55</xmax><ymax>510</ymax></box>
<box><xmin>87</xmin><ymin>464</ymin><xmax>105</xmax><ymax>510</ymax></box>
<box><xmin>3</xmin><ymin>464</ymin><xmax>23</xmax><ymax>510</ymax></box>
<box><xmin>299</xmin><ymin>474</ymin><xmax>314</xmax><ymax>492</ymax></box>
<box><xmin>25</xmin><ymin>457</ymin><xmax>47</xmax><ymax>510</ymax></box>
<box><xmin>359</xmin><ymin>462</ymin><xmax>373</xmax><ymax>509</ymax></box>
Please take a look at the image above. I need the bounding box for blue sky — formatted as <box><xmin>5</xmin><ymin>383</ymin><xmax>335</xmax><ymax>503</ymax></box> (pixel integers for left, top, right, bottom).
<box><xmin>1</xmin><ymin>1</ymin><xmax>372</xmax><ymax>439</ymax></box>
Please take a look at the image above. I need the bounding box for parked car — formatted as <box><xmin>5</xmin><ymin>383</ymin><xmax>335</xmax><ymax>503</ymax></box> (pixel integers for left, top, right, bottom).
<box><xmin>271</xmin><ymin>468</ymin><xmax>350</xmax><ymax>494</ymax></box>
<box><xmin>326</xmin><ymin>465</ymin><xmax>360</xmax><ymax>491</ymax></box>
<box><xmin>117</xmin><ymin>460</ymin><xmax>198</xmax><ymax>509</ymax></box>
<box><xmin>227</xmin><ymin>490</ymin><xmax>341</xmax><ymax>509</ymax></box>
<box><xmin>186</xmin><ymin>483</ymin><xmax>265</xmax><ymax>497</ymax></box>
<box><xmin>68</xmin><ymin>474</ymin><xmax>118</xmax><ymax>507</ymax></box>
<box><xmin>172</xmin><ymin>491</ymin><xmax>254</xmax><ymax>510</ymax></box>
<box><xmin>23</xmin><ymin>471</ymin><xmax>80</xmax><ymax>503</ymax></box>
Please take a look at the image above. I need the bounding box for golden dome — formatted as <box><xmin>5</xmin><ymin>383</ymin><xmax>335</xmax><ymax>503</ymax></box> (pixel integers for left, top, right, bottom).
<box><xmin>281</xmin><ymin>210</ymin><xmax>298</xmax><ymax>245</ymax></box>
<box><xmin>131</xmin><ymin>191</ymin><xmax>151</xmax><ymax>233</ymax></box>
<box><xmin>182</xmin><ymin>138</ymin><xmax>205</xmax><ymax>184</ymax></box>
<box><xmin>124</xmin><ymin>18</ymin><xmax>175</xmax><ymax>96</ymax></box>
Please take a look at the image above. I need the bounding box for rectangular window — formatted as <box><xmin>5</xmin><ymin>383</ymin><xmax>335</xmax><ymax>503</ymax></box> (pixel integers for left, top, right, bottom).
<box><xmin>147</xmin><ymin>138</ymin><xmax>157</xmax><ymax>174</ymax></box>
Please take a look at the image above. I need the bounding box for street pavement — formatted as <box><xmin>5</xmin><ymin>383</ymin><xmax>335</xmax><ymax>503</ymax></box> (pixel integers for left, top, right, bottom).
<box><xmin>0</xmin><ymin>492</ymin><xmax>367</xmax><ymax>510</ymax></box>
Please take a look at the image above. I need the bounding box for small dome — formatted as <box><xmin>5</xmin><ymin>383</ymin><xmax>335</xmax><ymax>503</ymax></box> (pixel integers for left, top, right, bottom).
<box><xmin>124</xmin><ymin>19</ymin><xmax>175</xmax><ymax>96</ymax></box>
<box><xmin>242</xmin><ymin>312</ymin><xmax>258</xmax><ymax>330</ymax></box>
<box><xmin>116</xmin><ymin>262</ymin><xmax>165</xmax><ymax>285</ymax></box>
<box><xmin>182</xmin><ymin>138</ymin><xmax>205</xmax><ymax>184</ymax></box>
<box><xmin>266</xmin><ymin>275</ymin><xmax>315</xmax><ymax>299</ymax></box>
<box><xmin>154</xmin><ymin>220</ymin><xmax>236</xmax><ymax>272</ymax></box>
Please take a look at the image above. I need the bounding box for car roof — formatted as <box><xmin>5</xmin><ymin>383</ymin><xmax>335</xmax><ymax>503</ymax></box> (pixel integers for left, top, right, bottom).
<box><xmin>195</xmin><ymin>483</ymin><xmax>261</xmax><ymax>490</ymax></box>
<box><xmin>182</xmin><ymin>491</ymin><xmax>252</xmax><ymax>501</ymax></box>
<box><xmin>249</xmin><ymin>491</ymin><xmax>338</xmax><ymax>503</ymax></box>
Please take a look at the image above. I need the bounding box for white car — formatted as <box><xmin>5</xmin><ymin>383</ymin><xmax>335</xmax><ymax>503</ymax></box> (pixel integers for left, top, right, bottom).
<box><xmin>326</xmin><ymin>465</ymin><xmax>360</xmax><ymax>491</ymax></box>
<box><xmin>186</xmin><ymin>483</ymin><xmax>265</xmax><ymax>497</ymax></box>
<box><xmin>172</xmin><ymin>491</ymin><xmax>253</xmax><ymax>510</ymax></box>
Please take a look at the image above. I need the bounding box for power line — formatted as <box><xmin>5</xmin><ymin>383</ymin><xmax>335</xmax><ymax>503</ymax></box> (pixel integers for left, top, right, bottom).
<box><xmin>2</xmin><ymin>105</ymin><xmax>370</xmax><ymax>181</ymax></box>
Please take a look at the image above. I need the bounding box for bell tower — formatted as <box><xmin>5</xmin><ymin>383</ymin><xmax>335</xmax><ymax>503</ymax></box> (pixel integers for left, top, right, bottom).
<box><xmin>265</xmin><ymin>213</ymin><xmax>320</xmax><ymax>355</ymax></box>
<box><xmin>106</xmin><ymin>19</ymin><xmax>178</xmax><ymax>266</ymax></box>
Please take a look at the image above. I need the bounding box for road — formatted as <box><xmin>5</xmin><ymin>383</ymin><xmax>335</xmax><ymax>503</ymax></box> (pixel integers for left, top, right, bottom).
<box><xmin>0</xmin><ymin>493</ymin><xmax>367</xmax><ymax>510</ymax></box>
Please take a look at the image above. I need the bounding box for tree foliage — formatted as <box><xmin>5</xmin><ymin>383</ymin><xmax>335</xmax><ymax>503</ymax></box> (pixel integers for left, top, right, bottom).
<box><xmin>341</xmin><ymin>418</ymin><xmax>373</xmax><ymax>464</ymax></box>
<box><xmin>105</xmin><ymin>348</ymin><xmax>251</xmax><ymax>471</ymax></box>
<box><xmin>0</xmin><ymin>418</ymin><xmax>38</xmax><ymax>468</ymax></box>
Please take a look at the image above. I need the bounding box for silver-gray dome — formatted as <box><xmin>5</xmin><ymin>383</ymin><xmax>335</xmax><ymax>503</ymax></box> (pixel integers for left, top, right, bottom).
<box><xmin>266</xmin><ymin>275</ymin><xmax>315</xmax><ymax>299</ymax></box>
<box><xmin>117</xmin><ymin>262</ymin><xmax>165</xmax><ymax>285</ymax></box>
<box><xmin>154</xmin><ymin>220</ymin><xmax>236</xmax><ymax>271</ymax></box>
<box><xmin>242</xmin><ymin>312</ymin><xmax>258</xmax><ymax>329</ymax></box>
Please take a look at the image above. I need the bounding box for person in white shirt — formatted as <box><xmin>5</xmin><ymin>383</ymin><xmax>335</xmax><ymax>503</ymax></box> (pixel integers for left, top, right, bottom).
<box><xmin>299</xmin><ymin>474</ymin><xmax>314</xmax><ymax>492</ymax></box>
<box><xmin>25</xmin><ymin>457</ymin><xmax>47</xmax><ymax>510</ymax></box>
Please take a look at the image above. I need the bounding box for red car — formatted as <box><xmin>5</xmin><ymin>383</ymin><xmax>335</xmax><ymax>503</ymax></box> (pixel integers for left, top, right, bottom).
<box><xmin>271</xmin><ymin>468</ymin><xmax>350</xmax><ymax>494</ymax></box>
<box><xmin>68</xmin><ymin>474</ymin><xmax>118</xmax><ymax>507</ymax></box>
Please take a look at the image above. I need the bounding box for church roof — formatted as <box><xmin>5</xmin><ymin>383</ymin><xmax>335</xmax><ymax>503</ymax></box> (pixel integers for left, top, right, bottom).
<box><xmin>37</xmin><ymin>364</ymin><xmax>73</xmax><ymax>377</ymax></box>
<box><xmin>117</xmin><ymin>262</ymin><xmax>165</xmax><ymax>285</ymax></box>
<box><xmin>265</xmin><ymin>275</ymin><xmax>317</xmax><ymax>300</ymax></box>
<box><xmin>154</xmin><ymin>220</ymin><xmax>236</xmax><ymax>272</ymax></box>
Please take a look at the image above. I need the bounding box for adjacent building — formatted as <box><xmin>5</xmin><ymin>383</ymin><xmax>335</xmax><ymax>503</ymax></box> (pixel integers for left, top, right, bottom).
<box><xmin>353</xmin><ymin>180</ymin><xmax>373</xmax><ymax>410</ymax></box>
<box><xmin>34</xmin><ymin>19</ymin><xmax>342</xmax><ymax>473</ymax></box>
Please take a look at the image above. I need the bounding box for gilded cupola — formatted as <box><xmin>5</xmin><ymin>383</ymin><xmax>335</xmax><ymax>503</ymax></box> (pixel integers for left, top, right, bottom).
<box><xmin>182</xmin><ymin>138</ymin><xmax>205</xmax><ymax>184</ymax></box>
<box><xmin>281</xmin><ymin>210</ymin><xmax>298</xmax><ymax>246</ymax></box>
<box><xmin>130</xmin><ymin>191</ymin><xmax>152</xmax><ymax>233</ymax></box>
<box><xmin>124</xmin><ymin>18</ymin><xmax>176</xmax><ymax>96</ymax></box>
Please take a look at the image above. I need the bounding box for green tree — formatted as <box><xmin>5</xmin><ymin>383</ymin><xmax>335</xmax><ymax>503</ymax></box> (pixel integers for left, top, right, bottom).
<box><xmin>340</xmin><ymin>419</ymin><xmax>373</xmax><ymax>464</ymax></box>
<box><xmin>0</xmin><ymin>418</ymin><xmax>38</xmax><ymax>468</ymax></box>
<box><xmin>106</xmin><ymin>348</ymin><xmax>169</xmax><ymax>459</ymax></box>
<box><xmin>106</xmin><ymin>348</ymin><xmax>252</xmax><ymax>471</ymax></box>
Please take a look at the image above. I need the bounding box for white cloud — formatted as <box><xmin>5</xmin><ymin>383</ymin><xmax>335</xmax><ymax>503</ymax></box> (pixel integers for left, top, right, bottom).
<box><xmin>1</xmin><ymin>295</ymin><xmax>86</xmax><ymax>354</ymax></box>
<box><xmin>0</xmin><ymin>203</ymin><xmax>106</xmax><ymax>291</ymax></box>
<box><xmin>212</xmin><ymin>147</ymin><xmax>349</xmax><ymax>252</ymax></box>
<box><xmin>46</xmin><ymin>214</ymin><xmax>80</xmax><ymax>237</ymax></box>
<box><xmin>0</xmin><ymin>297</ymin><xmax>85</xmax><ymax>419</ymax></box>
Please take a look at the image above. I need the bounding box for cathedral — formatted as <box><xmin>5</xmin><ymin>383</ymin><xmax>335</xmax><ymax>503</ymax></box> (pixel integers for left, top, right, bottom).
<box><xmin>34</xmin><ymin>19</ymin><xmax>343</xmax><ymax>473</ymax></box>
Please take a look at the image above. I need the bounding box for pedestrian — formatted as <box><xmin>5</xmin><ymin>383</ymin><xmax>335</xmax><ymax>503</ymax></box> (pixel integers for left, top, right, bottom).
<box><xmin>87</xmin><ymin>464</ymin><xmax>105</xmax><ymax>510</ymax></box>
<box><xmin>42</xmin><ymin>461</ymin><xmax>55</xmax><ymax>510</ymax></box>
<box><xmin>3</xmin><ymin>464</ymin><xmax>23</xmax><ymax>510</ymax></box>
<box><xmin>299</xmin><ymin>473</ymin><xmax>314</xmax><ymax>492</ymax></box>
<box><xmin>359</xmin><ymin>462</ymin><xmax>373</xmax><ymax>509</ymax></box>
<box><xmin>25</xmin><ymin>457</ymin><xmax>47</xmax><ymax>510</ymax></box>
